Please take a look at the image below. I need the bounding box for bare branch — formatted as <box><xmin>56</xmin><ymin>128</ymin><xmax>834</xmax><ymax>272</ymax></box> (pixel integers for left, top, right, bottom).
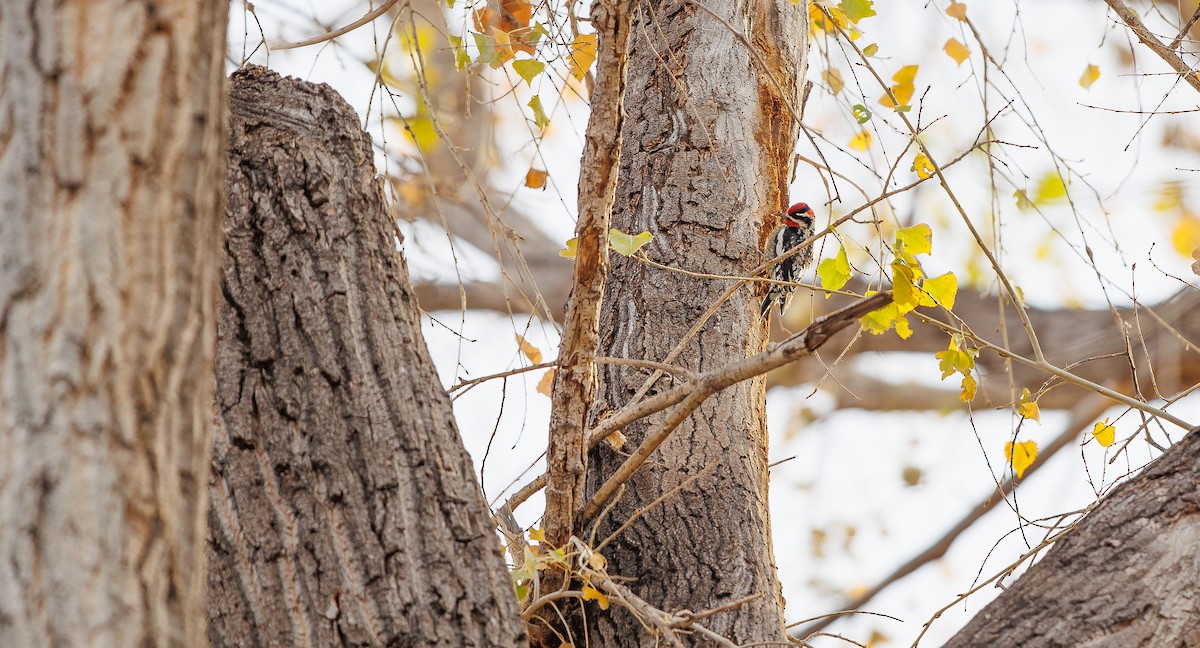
<box><xmin>1104</xmin><ymin>0</ymin><xmax>1200</xmax><ymax>95</ymax></box>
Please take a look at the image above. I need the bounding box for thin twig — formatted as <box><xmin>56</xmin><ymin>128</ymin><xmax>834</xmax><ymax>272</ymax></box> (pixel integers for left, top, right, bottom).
<box><xmin>272</xmin><ymin>0</ymin><xmax>400</xmax><ymax>50</ymax></box>
<box><xmin>1104</xmin><ymin>0</ymin><xmax>1200</xmax><ymax>94</ymax></box>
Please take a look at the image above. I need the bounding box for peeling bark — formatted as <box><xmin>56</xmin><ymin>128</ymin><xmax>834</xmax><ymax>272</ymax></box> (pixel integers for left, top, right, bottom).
<box><xmin>207</xmin><ymin>66</ymin><xmax>524</xmax><ymax>648</ymax></box>
<box><xmin>0</xmin><ymin>0</ymin><xmax>228</xmax><ymax>644</ymax></box>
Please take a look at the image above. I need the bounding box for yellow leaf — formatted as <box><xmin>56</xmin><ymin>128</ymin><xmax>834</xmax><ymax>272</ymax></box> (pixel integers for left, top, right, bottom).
<box><xmin>824</xmin><ymin>68</ymin><xmax>845</xmax><ymax>95</ymax></box>
<box><xmin>560</xmin><ymin>237</ymin><xmax>578</xmax><ymax>258</ymax></box>
<box><xmin>609</xmin><ymin>228</ymin><xmax>653</xmax><ymax>256</ymax></box>
<box><xmin>862</xmin><ymin>43</ymin><xmax>879</xmax><ymax>56</ymax></box>
<box><xmin>525</xmin><ymin>167</ymin><xmax>548</xmax><ymax>189</ymax></box>
<box><xmin>895</xmin><ymin>223</ymin><xmax>932</xmax><ymax>256</ymax></box>
<box><xmin>490</xmin><ymin>27</ymin><xmax>516</xmax><ymax>68</ymax></box>
<box><xmin>880</xmin><ymin>65</ymin><xmax>918</xmax><ymax>109</ymax></box>
<box><xmin>839</xmin><ymin>0</ymin><xmax>876</xmax><ymax>23</ymax></box>
<box><xmin>1004</xmin><ymin>440</ymin><xmax>1038</xmax><ymax>478</ymax></box>
<box><xmin>1153</xmin><ymin>181</ymin><xmax>1183</xmax><ymax>213</ymax></box>
<box><xmin>1092</xmin><ymin>419</ymin><xmax>1116</xmax><ymax>447</ymax></box>
<box><xmin>1171</xmin><ymin>216</ymin><xmax>1200</xmax><ymax>258</ymax></box>
<box><xmin>1017</xmin><ymin>387</ymin><xmax>1041</xmax><ymax>423</ymax></box>
<box><xmin>604</xmin><ymin>429</ymin><xmax>627</xmax><ymax>450</ymax></box>
<box><xmin>1033</xmin><ymin>172</ymin><xmax>1067</xmax><ymax>205</ymax></box>
<box><xmin>922</xmin><ymin>272</ymin><xmax>957</xmax><ymax>309</ymax></box>
<box><xmin>529</xmin><ymin>527</ymin><xmax>545</xmax><ymax>542</ymax></box>
<box><xmin>891</xmin><ymin>262</ymin><xmax>921</xmax><ymax>312</ymax></box>
<box><xmin>568</xmin><ymin>33</ymin><xmax>597</xmax><ymax>81</ymax></box>
<box><xmin>582</xmin><ymin>585</ymin><xmax>610</xmax><ymax>610</ymax></box>
<box><xmin>943</xmin><ymin>38</ymin><xmax>970</xmax><ymax>65</ymax></box>
<box><xmin>527</xmin><ymin>95</ymin><xmax>550</xmax><ymax>130</ymax></box>
<box><xmin>946</xmin><ymin>1</ymin><xmax>967</xmax><ymax>21</ymax></box>
<box><xmin>512</xmin><ymin>58</ymin><xmax>545</xmax><ymax>86</ymax></box>
<box><xmin>912</xmin><ymin>152</ymin><xmax>934</xmax><ymax>179</ymax></box>
<box><xmin>849</xmin><ymin>129</ymin><xmax>872</xmax><ymax>151</ymax></box>
<box><xmin>515</xmin><ymin>334</ymin><xmax>543</xmax><ymax>364</ymax></box>
<box><xmin>817</xmin><ymin>245</ymin><xmax>852</xmax><ymax>293</ymax></box>
<box><xmin>860</xmin><ymin>302</ymin><xmax>912</xmax><ymax>339</ymax></box>
<box><xmin>536</xmin><ymin>369</ymin><xmax>555</xmax><ymax>397</ymax></box>
<box><xmin>935</xmin><ymin>338</ymin><xmax>974</xmax><ymax>379</ymax></box>
<box><xmin>960</xmin><ymin>375</ymin><xmax>977</xmax><ymax>402</ymax></box>
<box><xmin>1079</xmin><ymin>63</ymin><xmax>1100</xmax><ymax>89</ymax></box>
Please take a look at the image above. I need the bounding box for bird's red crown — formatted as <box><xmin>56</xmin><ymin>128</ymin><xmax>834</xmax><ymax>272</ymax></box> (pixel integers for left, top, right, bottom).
<box><xmin>783</xmin><ymin>202</ymin><xmax>812</xmax><ymax>227</ymax></box>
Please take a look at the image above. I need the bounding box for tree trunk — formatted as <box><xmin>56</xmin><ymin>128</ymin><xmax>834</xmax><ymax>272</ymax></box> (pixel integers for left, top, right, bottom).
<box><xmin>582</xmin><ymin>1</ymin><xmax>807</xmax><ymax>645</ymax></box>
<box><xmin>207</xmin><ymin>66</ymin><xmax>525</xmax><ymax>648</ymax></box>
<box><xmin>0</xmin><ymin>1</ymin><xmax>227</xmax><ymax>645</ymax></box>
<box><xmin>943</xmin><ymin>424</ymin><xmax>1200</xmax><ymax>646</ymax></box>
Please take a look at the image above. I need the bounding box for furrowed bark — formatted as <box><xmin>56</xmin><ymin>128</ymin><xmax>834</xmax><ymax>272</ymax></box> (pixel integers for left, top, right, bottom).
<box><xmin>208</xmin><ymin>66</ymin><xmax>524</xmax><ymax>648</ymax></box>
<box><xmin>581</xmin><ymin>0</ymin><xmax>808</xmax><ymax>645</ymax></box>
<box><xmin>0</xmin><ymin>0</ymin><xmax>228</xmax><ymax>644</ymax></box>
<box><xmin>943</xmin><ymin>423</ymin><xmax>1200</xmax><ymax>647</ymax></box>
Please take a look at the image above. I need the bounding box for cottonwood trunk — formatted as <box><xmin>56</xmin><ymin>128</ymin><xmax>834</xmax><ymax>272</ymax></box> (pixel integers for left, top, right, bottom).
<box><xmin>207</xmin><ymin>66</ymin><xmax>525</xmax><ymax>648</ymax></box>
<box><xmin>582</xmin><ymin>1</ymin><xmax>807</xmax><ymax>645</ymax></box>
<box><xmin>0</xmin><ymin>1</ymin><xmax>227</xmax><ymax>645</ymax></box>
<box><xmin>942</xmin><ymin>425</ymin><xmax>1200</xmax><ymax>647</ymax></box>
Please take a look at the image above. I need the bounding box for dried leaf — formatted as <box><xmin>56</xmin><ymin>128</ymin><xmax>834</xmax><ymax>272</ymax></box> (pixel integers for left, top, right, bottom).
<box><xmin>525</xmin><ymin>167</ymin><xmax>548</xmax><ymax>189</ymax></box>
<box><xmin>536</xmin><ymin>369</ymin><xmax>555</xmax><ymax>397</ymax></box>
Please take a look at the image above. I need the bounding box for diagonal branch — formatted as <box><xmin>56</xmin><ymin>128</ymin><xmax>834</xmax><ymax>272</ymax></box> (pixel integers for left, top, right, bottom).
<box><xmin>1104</xmin><ymin>0</ymin><xmax>1200</xmax><ymax>94</ymax></box>
<box><xmin>579</xmin><ymin>292</ymin><xmax>894</xmax><ymax>526</ymax></box>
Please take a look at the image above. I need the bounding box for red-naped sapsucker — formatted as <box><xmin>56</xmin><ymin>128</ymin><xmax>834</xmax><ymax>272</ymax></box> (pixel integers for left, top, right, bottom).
<box><xmin>761</xmin><ymin>202</ymin><xmax>815</xmax><ymax>318</ymax></box>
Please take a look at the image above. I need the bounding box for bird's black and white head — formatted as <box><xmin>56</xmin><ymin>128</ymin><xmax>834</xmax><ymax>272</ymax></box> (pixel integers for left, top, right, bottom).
<box><xmin>782</xmin><ymin>202</ymin><xmax>814</xmax><ymax>229</ymax></box>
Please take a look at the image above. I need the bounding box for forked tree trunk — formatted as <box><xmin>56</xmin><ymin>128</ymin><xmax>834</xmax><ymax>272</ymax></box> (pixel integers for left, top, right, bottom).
<box><xmin>943</xmin><ymin>424</ymin><xmax>1200</xmax><ymax>647</ymax></box>
<box><xmin>0</xmin><ymin>1</ymin><xmax>227</xmax><ymax>644</ymax></box>
<box><xmin>207</xmin><ymin>66</ymin><xmax>525</xmax><ymax>647</ymax></box>
<box><xmin>582</xmin><ymin>1</ymin><xmax>808</xmax><ymax>645</ymax></box>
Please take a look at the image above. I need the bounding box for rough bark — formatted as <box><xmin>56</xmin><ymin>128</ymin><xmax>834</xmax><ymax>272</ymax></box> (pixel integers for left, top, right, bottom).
<box><xmin>0</xmin><ymin>1</ymin><xmax>227</xmax><ymax>644</ymax></box>
<box><xmin>943</xmin><ymin>424</ymin><xmax>1200</xmax><ymax>647</ymax></box>
<box><xmin>207</xmin><ymin>66</ymin><xmax>524</xmax><ymax>648</ymax></box>
<box><xmin>581</xmin><ymin>0</ymin><xmax>808</xmax><ymax>645</ymax></box>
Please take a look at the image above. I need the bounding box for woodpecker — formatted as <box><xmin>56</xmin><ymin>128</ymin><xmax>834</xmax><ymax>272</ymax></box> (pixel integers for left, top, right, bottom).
<box><xmin>761</xmin><ymin>201</ymin><xmax>816</xmax><ymax>318</ymax></box>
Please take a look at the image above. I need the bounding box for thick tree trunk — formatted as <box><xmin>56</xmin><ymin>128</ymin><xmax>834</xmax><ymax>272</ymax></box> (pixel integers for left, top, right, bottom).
<box><xmin>0</xmin><ymin>1</ymin><xmax>227</xmax><ymax>644</ymax></box>
<box><xmin>582</xmin><ymin>1</ymin><xmax>807</xmax><ymax>645</ymax></box>
<box><xmin>943</xmin><ymin>425</ymin><xmax>1200</xmax><ymax>647</ymax></box>
<box><xmin>207</xmin><ymin>66</ymin><xmax>525</xmax><ymax>648</ymax></box>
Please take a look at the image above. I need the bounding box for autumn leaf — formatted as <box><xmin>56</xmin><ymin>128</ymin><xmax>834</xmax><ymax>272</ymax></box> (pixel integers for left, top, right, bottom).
<box><xmin>560</xmin><ymin>237</ymin><xmax>578</xmax><ymax>258</ymax></box>
<box><xmin>860</xmin><ymin>301</ymin><xmax>913</xmax><ymax>339</ymax></box>
<box><xmin>609</xmin><ymin>229</ymin><xmax>653</xmax><ymax>256</ymax></box>
<box><xmin>528</xmin><ymin>527</ymin><xmax>545</xmax><ymax>542</ymax></box>
<box><xmin>1092</xmin><ymin>419</ymin><xmax>1116</xmax><ymax>447</ymax></box>
<box><xmin>448</xmin><ymin>34</ymin><xmax>471</xmax><ymax>70</ymax></box>
<box><xmin>525</xmin><ymin>167</ymin><xmax>548</xmax><ymax>189</ymax></box>
<box><xmin>536</xmin><ymin>369</ymin><xmax>555</xmax><ymax>397</ymax></box>
<box><xmin>862</xmin><ymin>43</ymin><xmax>879</xmax><ymax>56</ymax></box>
<box><xmin>1171</xmin><ymin>216</ymin><xmax>1200</xmax><ymax>257</ymax></box>
<box><xmin>1033</xmin><ymin>171</ymin><xmax>1067</xmax><ymax>205</ymax></box>
<box><xmin>472</xmin><ymin>32</ymin><xmax>496</xmax><ymax>67</ymax></box>
<box><xmin>582</xmin><ymin>585</ymin><xmax>610</xmax><ymax>610</ymax></box>
<box><xmin>512</xmin><ymin>58</ymin><xmax>545</xmax><ymax>86</ymax></box>
<box><xmin>515</xmin><ymin>334</ymin><xmax>543</xmax><ymax>364</ymax></box>
<box><xmin>1017</xmin><ymin>387</ymin><xmax>1041</xmax><ymax>423</ymax></box>
<box><xmin>490</xmin><ymin>27</ymin><xmax>516</xmax><ymax>68</ymax></box>
<box><xmin>879</xmin><ymin>65</ymin><xmax>918</xmax><ymax>109</ymax></box>
<box><xmin>895</xmin><ymin>223</ymin><xmax>932</xmax><ymax>256</ymax></box>
<box><xmin>960</xmin><ymin>375</ymin><xmax>977</xmax><ymax>402</ymax></box>
<box><xmin>891</xmin><ymin>262</ymin><xmax>921</xmax><ymax>312</ymax></box>
<box><xmin>528</xmin><ymin>95</ymin><xmax>550</xmax><ymax>130</ymax></box>
<box><xmin>911</xmin><ymin>151</ymin><xmax>934</xmax><ymax>179</ymax></box>
<box><xmin>1079</xmin><ymin>64</ymin><xmax>1100</xmax><ymax>89</ymax></box>
<box><xmin>944</xmin><ymin>38</ymin><xmax>970</xmax><ymax>65</ymax></box>
<box><xmin>946</xmin><ymin>1</ymin><xmax>967</xmax><ymax>21</ymax></box>
<box><xmin>922</xmin><ymin>272</ymin><xmax>957</xmax><ymax>309</ymax></box>
<box><xmin>839</xmin><ymin>0</ymin><xmax>876</xmax><ymax>22</ymax></box>
<box><xmin>824</xmin><ymin>68</ymin><xmax>845</xmax><ymax>95</ymax></box>
<box><xmin>818</xmin><ymin>245</ymin><xmax>852</xmax><ymax>293</ymax></box>
<box><xmin>568</xmin><ymin>33</ymin><xmax>598</xmax><ymax>81</ymax></box>
<box><xmin>852</xmin><ymin>104</ymin><xmax>872</xmax><ymax>124</ymax></box>
<box><xmin>935</xmin><ymin>338</ymin><xmax>975</xmax><ymax>379</ymax></box>
<box><xmin>1005</xmin><ymin>440</ymin><xmax>1038</xmax><ymax>478</ymax></box>
<box><xmin>849</xmin><ymin>129</ymin><xmax>872</xmax><ymax>151</ymax></box>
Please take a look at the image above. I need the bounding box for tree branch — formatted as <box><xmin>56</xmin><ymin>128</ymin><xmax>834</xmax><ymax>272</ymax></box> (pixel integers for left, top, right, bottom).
<box><xmin>1104</xmin><ymin>0</ymin><xmax>1200</xmax><ymax>95</ymax></box>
